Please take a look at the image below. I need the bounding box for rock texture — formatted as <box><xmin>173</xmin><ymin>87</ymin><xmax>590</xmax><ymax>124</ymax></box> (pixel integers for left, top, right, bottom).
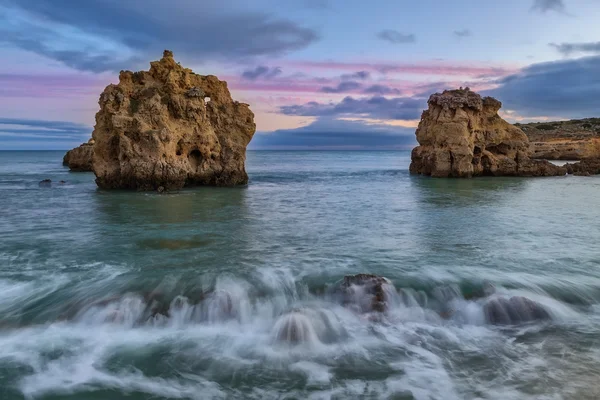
<box><xmin>410</xmin><ymin>88</ymin><xmax>565</xmax><ymax>177</ymax></box>
<box><xmin>519</xmin><ymin>118</ymin><xmax>600</xmax><ymax>160</ymax></box>
<box><xmin>565</xmin><ymin>158</ymin><xmax>600</xmax><ymax>176</ymax></box>
<box><xmin>63</xmin><ymin>139</ymin><xmax>94</xmax><ymax>171</ymax></box>
<box><xmin>91</xmin><ymin>50</ymin><xmax>256</xmax><ymax>190</ymax></box>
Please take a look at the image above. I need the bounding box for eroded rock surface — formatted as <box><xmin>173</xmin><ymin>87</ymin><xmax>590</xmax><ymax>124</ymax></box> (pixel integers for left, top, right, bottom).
<box><xmin>63</xmin><ymin>139</ymin><xmax>94</xmax><ymax>172</ymax></box>
<box><xmin>410</xmin><ymin>89</ymin><xmax>565</xmax><ymax>177</ymax></box>
<box><xmin>92</xmin><ymin>50</ymin><xmax>256</xmax><ymax>190</ymax></box>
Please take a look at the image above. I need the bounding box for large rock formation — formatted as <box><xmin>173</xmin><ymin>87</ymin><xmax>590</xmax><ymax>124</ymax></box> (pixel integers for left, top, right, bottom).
<box><xmin>91</xmin><ymin>50</ymin><xmax>256</xmax><ymax>190</ymax></box>
<box><xmin>519</xmin><ymin>119</ymin><xmax>600</xmax><ymax>160</ymax></box>
<box><xmin>410</xmin><ymin>89</ymin><xmax>565</xmax><ymax>177</ymax></box>
<box><xmin>63</xmin><ymin>139</ymin><xmax>94</xmax><ymax>171</ymax></box>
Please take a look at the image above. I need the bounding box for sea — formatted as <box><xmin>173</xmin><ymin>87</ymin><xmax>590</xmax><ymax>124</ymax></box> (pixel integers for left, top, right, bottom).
<box><xmin>0</xmin><ymin>150</ymin><xmax>599</xmax><ymax>400</ymax></box>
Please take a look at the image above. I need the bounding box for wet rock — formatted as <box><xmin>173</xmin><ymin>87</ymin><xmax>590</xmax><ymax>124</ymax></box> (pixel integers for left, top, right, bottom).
<box><xmin>410</xmin><ymin>88</ymin><xmax>566</xmax><ymax>177</ymax></box>
<box><xmin>157</xmin><ymin>186</ymin><xmax>165</xmax><ymax>193</ymax></box>
<box><xmin>483</xmin><ymin>296</ymin><xmax>551</xmax><ymax>325</ymax></box>
<box><xmin>91</xmin><ymin>50</ymin><xmax>256</xmax><ymax>191</ymax></box>
<box><xmin>564</xmin><ymin>158</ymin><xmax>600</xmax><ymax>176</ymax></box>
<box><xmin>337</xmin><ymin>274</ymin><xmax>395</xmax><ymax>313</ymax></box>
<box><xmin>273</xmin><ymin>308</ymin><xmax>345</xmax><ymax>344</ymax></box>
<box><xmin>63</xmin><ymin>139</ymin><xmax>94</xmax><ymax>172</ymax></box>
<box><xmin>38</xmin><ymin>179</ymin><xmax>52</xmax><ymax>187</ymax></box>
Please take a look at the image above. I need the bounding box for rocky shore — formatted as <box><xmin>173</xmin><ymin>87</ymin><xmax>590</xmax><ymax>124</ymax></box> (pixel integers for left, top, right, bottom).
<box><xmin>519</xmin><ymin>119</ymin><xmax>600</xmax><ymax>160</ymax></box>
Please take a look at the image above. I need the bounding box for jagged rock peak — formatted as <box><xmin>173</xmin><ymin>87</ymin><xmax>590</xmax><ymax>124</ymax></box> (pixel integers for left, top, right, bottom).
<box><xmin>91</xmin><ymin>50</ymin><xmax>256</xmax><ymax>191</ymax></box>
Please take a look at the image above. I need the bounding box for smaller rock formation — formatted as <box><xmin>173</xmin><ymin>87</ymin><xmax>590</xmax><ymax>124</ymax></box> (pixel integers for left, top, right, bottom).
<box><xmin>63</xmin><ymin>139</ymin><xmax>94</xmax><ymax>172</ymax></box>
<box><xmin>410</xmin><ymin>88</ymin><xmax>565</xmax><ymax>177</ymax></box>
<box><xmin>91</xmin><ymin>50</ymin><xmax>256</xmax><ymax>190</ymax></box>
<box><xmin>39</xmin><ymin>179</ymin><xmax>52</xmax><ymax>187</ymax></box>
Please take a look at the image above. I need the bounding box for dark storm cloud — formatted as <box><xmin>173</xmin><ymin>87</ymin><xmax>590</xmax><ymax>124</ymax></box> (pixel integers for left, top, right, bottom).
<box><xmin>280</xmin><ymin>96</ymin><xmax>425</xmax><ymax>120</ymax></box>
<box><xmin>0</xmin><ymin>0</ymin><xmax>319</xmax><ymax>73</ymax></box>
<box><xmin>363</xmin><ymin>84</ymin><xmax>401</xmax><ymax>95</ymax></box>
<box><xmin>453</xmin><ymin>29</ymin><xmax>472</xmax><ymax>38</ymax></box>
<box><xmin>531</xmin><ymin>0</ymin><xmax>566</xmax><ymax>13</ymax></box>
<box><xmin>340</xmin><ymin>71</ymin><xmax>370</xmax><ymax>81</ymax></box>
<box><xmin>249</xmin><ymin>117</ymin><xmax>416</xmax><ymax>149</ymax></box>
<box><xmin>376</xmin><ymin>30</ymin><xmax>416</xmax><ymax>44</ymax></box>
<box><xmin>550</xmin><ymin>42</ymin><xmax>600</xmax><ymax>56</ymax></box>
<box><xmin>320</xmin><ymin>81</ymin><xmax>363</xmax><ymax>93</ymax></box>
<box><xmin>485</xmin><ymin>55</ymin><xmax>600</xmax><ymax>118</ymax></box>
<box><xmin>241</xmin><ymin>66</ymin><xmax>283</xmax><ymax>80</ymax></box>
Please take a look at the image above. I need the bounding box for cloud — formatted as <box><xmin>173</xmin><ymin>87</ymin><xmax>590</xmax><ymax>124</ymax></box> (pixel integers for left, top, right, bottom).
<box><xmin>249</xmin><ymin>117</ymin><xmax>416</xmax><ymax>149</ymax></box>
<box><xmin>453</xmin><ymin>29</ymin><xmax>472</xmax><ymax>38</ymax></box>
<box><xmin>550</xmin><ymin>42</ymin><xmax>600</xmax><ymax>56</ymax></box>
<box><xmin>280</xmin><ymin>95</ymin><xmax>425</xmax><ymax>120</ymax></box>
<box><xmin>376</xmin><ymin>30</ymin><xmax>416</xmax><ymax>44</ymax></box>
<box><xmin>241</xmin><ymin>66</ymin><xmax>283</xmax><ymax>80</ymax></box>
<box><xmin>484</xmin><ymin>55</ymin><xmax>600</xmax><ymax>118</ymax></box>
<box><xmin>531</xmin><ymin>0</ymin><xmax>566</xmax><ymax>13</ymax></box>
<box><xmin>320</xmin><ymin>81</ymin><xmax>362</xmax><ymax>93</ymax></box>
<box><xmin>340</xmin><ymin>71</ymin><xmax>370</xmax><ymax>80</ymax></box>
<box><xmin>0</xmin><ymin>0</ymin><xmax>319</xmax><ymax>73</ymax></box>
<box><xmin>289</xmin><ymin>60</ymin><xmax>515</xmax><ymax>77</ymax></box>
<box><xmin>0</xmin><ymin>117</ymin><xmax>91</xmax><ymax>149</ymax></box>
<box><xmin>363</xmin><ymin>84</ymin><xmax>401</xmax><ymax>95</ymax></box>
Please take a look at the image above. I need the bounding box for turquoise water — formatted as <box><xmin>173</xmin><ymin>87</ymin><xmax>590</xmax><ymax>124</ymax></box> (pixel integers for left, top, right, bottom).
<box><xmin>1</xmin><ymin>150</ymin><xmax>600</xmax><ymax>399</ymax></box>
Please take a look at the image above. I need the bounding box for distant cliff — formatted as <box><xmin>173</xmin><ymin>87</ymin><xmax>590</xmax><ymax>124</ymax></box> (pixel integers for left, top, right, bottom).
<box><xmin>518</xmin><ymin>118</ymin><xmax>600</xmax><ymax>160</ymax></box>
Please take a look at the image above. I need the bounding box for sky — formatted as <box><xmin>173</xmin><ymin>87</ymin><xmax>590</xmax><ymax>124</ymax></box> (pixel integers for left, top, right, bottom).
<box><xmin>1</xmin><ymin>0</ymin><xmax>600</xmax><ymax>150</ymax></box>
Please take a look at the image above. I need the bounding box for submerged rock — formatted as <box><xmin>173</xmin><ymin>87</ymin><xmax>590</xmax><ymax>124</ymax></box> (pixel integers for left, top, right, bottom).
<box><xmin>38</xmin><ymin>179</ymin><xmax>52</xmax><ymax>187</ymax></box>
<box><xmin>91</xmin><ymin>50</ymin><xmax>256</xmax><ymax>190</ymax></box>
<box><xmin>483</xmin><ymin>296</ymin><xmax>551</xmax><ymax>325</ymax></box>
<box><xmin>63</xmin><ymin>139</ymin><xmax>94</xmax><ymax>172</ymax></box>
<box><xmin>410</xmin><ymin>88</ymin><xmax>565</xmax><ymax>177</ymax></box>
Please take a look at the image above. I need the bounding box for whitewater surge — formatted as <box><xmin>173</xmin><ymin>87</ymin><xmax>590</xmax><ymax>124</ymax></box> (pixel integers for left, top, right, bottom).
<box><xmin>0</xmin><ymin>263</ymin><xmax>598</xmax><ymax>400</ymax></box>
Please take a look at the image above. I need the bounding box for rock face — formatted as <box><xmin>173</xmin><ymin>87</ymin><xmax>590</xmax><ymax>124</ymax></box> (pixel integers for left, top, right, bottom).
<box><xmin>63</xmin><ymin>139</ymin><xmax>94</xmax><ymax>172</ymax></box>
<box><xmin>410</xmin><ymin>89</ymin><xmax>565</xmax><ymax>177</ymax></box>
<box><xmin>519</xmin><ymin>119</ymin><xmax>600</xmax><ymax>160</ymax></box>
<box><xmin>91</xmin><ymin>50</ymin><xmax>256</xmax><ymax>190</ymax></box>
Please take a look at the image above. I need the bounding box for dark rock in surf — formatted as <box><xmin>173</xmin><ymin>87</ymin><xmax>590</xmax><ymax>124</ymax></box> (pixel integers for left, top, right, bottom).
<box><xmin>337</xmin><ymin>274</ymin><xmax>394</xmax><ymax>313</ymax></box>
<box><xmin>483</xmin><ymin>296</ymin><xmax>550</xmax><ymax>325</ymax></box>
<box><xmin>39</xmin><ymin>179</ymin><xmax>52</xmax><ymax>187</ymax></box>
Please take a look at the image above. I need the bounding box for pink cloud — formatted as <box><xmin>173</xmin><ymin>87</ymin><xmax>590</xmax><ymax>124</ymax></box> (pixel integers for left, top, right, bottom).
<box><xmin>285</xmin><ymin>60</ymin><xmax>518</xmax><ymax>77</ymax></box>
